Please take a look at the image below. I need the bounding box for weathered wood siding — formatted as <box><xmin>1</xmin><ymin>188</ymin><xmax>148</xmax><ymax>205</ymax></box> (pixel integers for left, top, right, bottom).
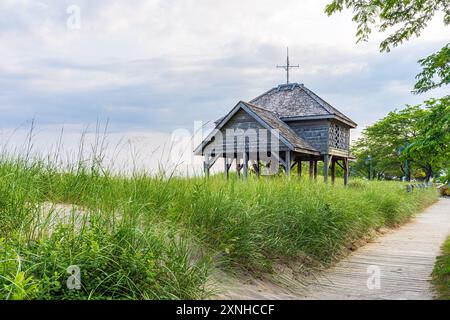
<box><xmin>286</xmin><ymin>120</ymin><xmax>330</xmax><ymax>153</ymax></box>
<box><xmin>204</xmin><ymin>109</ymin><xmax>289</xmax><ymax>155</ymax></box>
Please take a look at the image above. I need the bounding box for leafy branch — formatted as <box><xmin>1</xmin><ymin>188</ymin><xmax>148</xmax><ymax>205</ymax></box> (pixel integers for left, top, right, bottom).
<box><xmin>325</xmin><ymin>0</ymin><xmax>450</xmax><ymax>93</ymax></box>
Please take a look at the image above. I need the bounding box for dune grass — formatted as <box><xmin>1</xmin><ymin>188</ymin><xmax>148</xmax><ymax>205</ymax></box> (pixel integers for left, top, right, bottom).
<box><xmin>0</xmin><ymin>154</ymin><xmax>439</xmax><ymax>300</ymax></box>
<box><xmin>432</xmin><ymin>236</ymin><xmax>450</xmax><ymax>300</ymax></box>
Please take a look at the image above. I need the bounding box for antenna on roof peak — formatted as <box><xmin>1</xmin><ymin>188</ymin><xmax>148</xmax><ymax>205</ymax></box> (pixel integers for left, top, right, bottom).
<box><xmin>276</xmin><ymin>47</ymin><xmax>299</xmax><ymax>85</ymax></box>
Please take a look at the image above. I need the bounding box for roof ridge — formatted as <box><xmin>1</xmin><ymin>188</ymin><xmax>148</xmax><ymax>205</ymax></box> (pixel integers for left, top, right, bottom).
<box><xmin>249</xmin><ymin>83</ymin><xmax>304</xmax><ymax>104</ymax></box>
<box><xmin>301</xmin><ymin>86</ymin><xmax>356</xmax><ymax>125</ymax></box>
<box><xmin>250</xmin><ymin>83</ymin><xmax>357</xmax><ymax>128</ymax></box>
<box><xmin>300</xmin><ymin>86</ymin><xmax>334</xmax><ymax>115</ymax></box>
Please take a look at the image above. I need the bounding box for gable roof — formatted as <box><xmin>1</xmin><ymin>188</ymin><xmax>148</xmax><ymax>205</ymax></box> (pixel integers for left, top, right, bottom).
<box><xmin>250</xmin><ymin>83</ymin><xmax>357</xmax><ymax>128</ymax></box>
<box><xmin>194</xmin><ymin>101</ymin><xmax>320</xmax><ymax>155</ymax></box>
<box><xmin>241</xmin><ymin>101</ymin><xmax>318</xmax><ymax>153</ymax></box>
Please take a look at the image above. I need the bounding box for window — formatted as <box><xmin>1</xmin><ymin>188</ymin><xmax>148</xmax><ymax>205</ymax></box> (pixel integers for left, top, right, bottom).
<box><xmin>329</xmin><ymin>123</ymin><xmax>349</xmax><ymax>150</ymax></box>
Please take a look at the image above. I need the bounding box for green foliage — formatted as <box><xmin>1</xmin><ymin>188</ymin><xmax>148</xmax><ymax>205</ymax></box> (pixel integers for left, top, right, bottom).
<box><xmin>351</xmin><ymin>97</ymin><xmax>449</xmax><ymax>180</ymax></box>
<box><xmin>325</xmin><ymin>0</ymin><xmax>449</xmax><ymax>51</ymax></box>
<box><xmin>325</xmin><ymin>0</ymin><xmax>450</xmax><ymax>93</ymax></box>
<box><xmin>407</xmin><ymin>96</ymin><xmax>450</xmax><ymax>169</ymax></box>
<box><xmin>0</xmin><ymin>158</ymin><xmax>210</xmax><ymax>300</ymax></box>
<box><xmin>0</xmin><ymin>238</ymin><xmax>39</xmax><ymax>300</ymax></box>
<box><xmin>352</xmin><ymin>104</ymin><xmax>425</xmax><ymax>179</ymax></box>
<box><xmin>432</xmin><ymin>236</ymin><xmax>450</xmax><ymax>300</ymax></box>
<box><xmin>1</xmin><ymin>226</ymin><xmax>209</xmax><ymax>300</ymax></box>
<box><xmin>414</xmin><ymin>43</ymin><xmax>450</xmax><ymax>93</ymax></box>
<box><xmin>439</xmin><ymin>169</ymin><xmax>450</xmax><ymax>184</ymax></box>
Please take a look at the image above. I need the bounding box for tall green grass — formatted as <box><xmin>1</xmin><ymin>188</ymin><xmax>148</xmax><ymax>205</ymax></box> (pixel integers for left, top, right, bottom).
<box><xmin>432</xmin><ymin>236</ymin><xmax>450</xmax><ymax>300</ymax></box>
<box><xmin>0</xmin><ymin>153</ymin><xmax>438</xmax><ymax>299</ymax></box>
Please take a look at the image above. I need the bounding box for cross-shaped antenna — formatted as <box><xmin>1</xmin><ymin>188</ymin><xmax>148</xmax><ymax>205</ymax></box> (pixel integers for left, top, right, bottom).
<box><xmin>276</xmin><ymin>47</ymin><xmax>299</xmax><ymax>84</ymax></box>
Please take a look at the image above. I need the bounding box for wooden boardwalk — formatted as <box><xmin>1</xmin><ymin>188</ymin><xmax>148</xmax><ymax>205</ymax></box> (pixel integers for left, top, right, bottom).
<box><xmin>302</xmin><ymin>198</ymin><xmax>450</xmax><ymax>300</ymax></box>
<box><xmin>218</xmin><ymin>198</ymin><xmax>450</xmax><ymax>300</ymax></box>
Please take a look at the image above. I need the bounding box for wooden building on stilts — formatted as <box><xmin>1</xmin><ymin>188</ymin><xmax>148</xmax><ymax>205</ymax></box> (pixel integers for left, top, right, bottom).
<box><xmin>194</xmin><ymin>47</ymin><xmax>356</xmax><ymax>184</ymax></box>
<box><xmin>194</xmin><ymin>82</ymin><xmax>357</xmax><ymax>185</ymax></box>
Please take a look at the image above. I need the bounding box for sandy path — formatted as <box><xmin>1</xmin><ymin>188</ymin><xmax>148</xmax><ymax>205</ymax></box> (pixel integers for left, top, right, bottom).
<box><xmin>217</xmin><ymin>198</ymin><xmax>450</xmax><ymax>300</ymax></box>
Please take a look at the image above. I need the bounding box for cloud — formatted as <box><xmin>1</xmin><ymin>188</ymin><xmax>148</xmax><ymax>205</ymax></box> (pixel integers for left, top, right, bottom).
<box><xmin>0</xmin><ymin>0</ymin><xmax>449</xmax><ymax>171</ymax></box>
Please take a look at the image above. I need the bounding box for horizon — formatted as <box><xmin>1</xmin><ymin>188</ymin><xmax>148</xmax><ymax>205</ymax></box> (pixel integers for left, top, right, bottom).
<box><xmin>1</xmin><ymin>0</ymin><xmax>449</xmax><ymax>172</ymax></box>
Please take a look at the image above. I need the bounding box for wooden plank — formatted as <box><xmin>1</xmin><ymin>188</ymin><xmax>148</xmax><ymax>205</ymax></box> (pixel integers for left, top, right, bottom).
<box><xmin>328</xmin><ymin>147</ymin><xmax>350</xmax><ymax>158</ymax></box>
<box><xmin>208</xmin><ymin>153</ymin><xmax>221</xmax><ymax>169</ymax></box>
<box><xmin>336</xmin><ymin>160</ymin><xmax>345</xmax><ymax>170</ymax></box>
<box><xmin>291</xmin><ymin>161</ymin><xmax>297</xmax><ymax>170</ymax></box>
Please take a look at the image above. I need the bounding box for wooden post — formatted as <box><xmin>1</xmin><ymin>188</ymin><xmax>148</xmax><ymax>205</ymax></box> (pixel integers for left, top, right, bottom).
<box><xmin>285</xmin><ymin>151</ymin><xmax>291</xmax><ymax>177</ymax></box>
<box><xmin>314</xmin><ymin>160</ymin><xmax>318</xmax><ymax>181</ymax></box>
<box><xmin>309</xmin><ymin>159</ymin><xmax>314</xmax><ymax>180</ymax></box>
<box><xmin>256</xmin><ymin>152</ymin><xmax>261</xmax><ymax>178</ymax></box>
<box><xmin>243</xmin><ymin>152</ymin><xmax>248</xmax><ymax>180</ymax></box>
<box><xmin>344</xmin><ymin>158</ymin><xmax>349</xmax><ymax>186</ymax></box>
<box><xmin>297</xmin><ymin>160</ymin><xmax>302</xmax><ymax>177</ymax></box>
<box><xmin>253</xmin><ymin>161</ymin><xmax>261</xmax><ymax>178</ymax></box>
<box><xmin>224</xmin><ymin>157</ymin><xmax>229</xmax><ymax>180</ymax></box>
<box><xmin>204</xmin><ymin>157</ymin><xmax>210</xmax><ymax>178</ymax></box>
<box><xmin>323</xmin><ymin>154</ymin><xmax>329</xmax><ymax>183</ymax></box>
<box><xmin>331</xmin><ymin>158</ymin><xmax>336</xmax><ymax>184</ymax></box>
<box><xmin>236</xmin><ymin>158</ymin><xmax>241</xmax><ymax>178</ymax></box>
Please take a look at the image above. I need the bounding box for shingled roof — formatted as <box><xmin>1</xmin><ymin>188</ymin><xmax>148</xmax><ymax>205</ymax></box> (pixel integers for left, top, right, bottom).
<box><xmin>250</xmin><ymin>83</ymin><xmax>357</xmax><ymax>128</ymax></box>
<box><xmin>241</xmin><ymin>101</ymin><xmax>319</xmax><ymax>154</ymax></box>
<box><xmin>195</xmin><ymin>101</ymin><xmax>320</xmax><ymax>155</ymax></box>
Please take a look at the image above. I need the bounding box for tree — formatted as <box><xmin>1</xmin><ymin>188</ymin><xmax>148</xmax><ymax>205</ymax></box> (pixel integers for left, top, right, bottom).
<box><xmin>352</xmin><ymin>106</ymin><xmax>427</xmax><ymax>179</ymax></box>
<box><xmin>325</xmin><ymin>0</ymin><xmax>450</xmax><ymax>93</ymax></box>
<box><xmin>407</xmin><ymin>96</ymin><xmax>450</xmax><ymax>179</ymax></box>
<box><xmin>350</xmin><ymin>103</ymin><xmax>449</xmax><ymax>181</ymax></box>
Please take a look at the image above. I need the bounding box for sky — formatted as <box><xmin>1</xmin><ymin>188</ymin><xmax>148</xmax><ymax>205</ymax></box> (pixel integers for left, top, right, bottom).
<box><xmin>0</xmin><ymin>0</ymin><xmax>448</xmax><ymax>173</ymax></box>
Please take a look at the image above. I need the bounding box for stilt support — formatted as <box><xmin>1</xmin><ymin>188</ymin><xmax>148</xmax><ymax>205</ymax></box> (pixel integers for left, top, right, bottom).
<box><xmin>297</xmin><ymin>160</ymin><xmax>302</xmax><ymax>177</ymax></box>
<box><xmin>324</xmin><ymin>154</ymin><xmax>329</xmax><ymax>183</ymax></box>
<box><xmin>344</xmin><ymin>158</ymin><xmax>349</xmax><ymax>186</ymax></box>
<box><xmin>285</xmin><ymin>151</ymin><xmax>291</xmax><ymax>177</ymax></box>
<box><xmin>331</xmin><ymin>158</ymin><xmax>336</xmax><ymax>184</ymax></box>
<box><xmin>314</xmin><ymin>160</ymin><xmax>318</xmax><ymax>181</ymax></box>
<box><xmin>243</xmin><ymin>152</ymin><xmax>248</xmax><ymax>180</ymax></box>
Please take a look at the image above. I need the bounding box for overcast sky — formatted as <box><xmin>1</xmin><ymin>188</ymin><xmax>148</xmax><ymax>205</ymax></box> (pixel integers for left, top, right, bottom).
<box><xmin>0</xmin><ymin>0</ymin><xmax>448</xmax><ymax>172</ymax></box>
